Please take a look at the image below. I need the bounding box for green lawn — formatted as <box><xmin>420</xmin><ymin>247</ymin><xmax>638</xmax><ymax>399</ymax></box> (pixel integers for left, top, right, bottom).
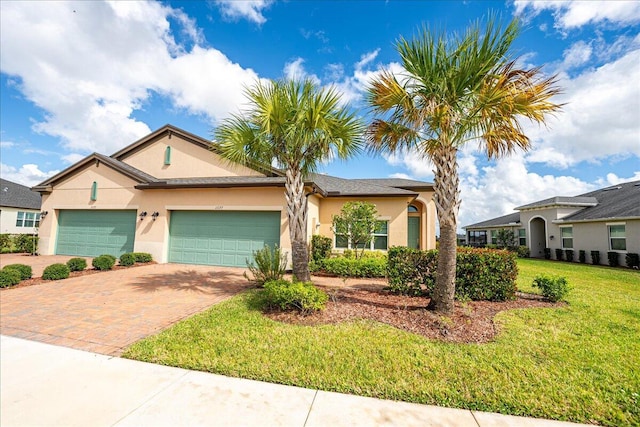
<box><xmin>123</xmin><ymin>259</ymin><xmax>640</xmax><ymax>426</ymax></box>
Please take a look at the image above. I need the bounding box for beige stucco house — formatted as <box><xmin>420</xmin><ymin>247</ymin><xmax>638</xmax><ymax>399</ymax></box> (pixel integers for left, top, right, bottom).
<box><xmin>33</xmin><ymin>125</ymin><xmax>436</xmax><ymax>266</ymax></box>
<box><xmin>464</xmin><ymin>180</ymin><xmax>640</xmax><ymax>265</ymax></box>
<box><xmin>1</xmin><ymin>178</ymin><xmax>42</xmax><ymax>235</ymax></box>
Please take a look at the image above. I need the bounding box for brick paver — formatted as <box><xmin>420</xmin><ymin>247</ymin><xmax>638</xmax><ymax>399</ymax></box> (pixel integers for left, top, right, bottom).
<box><xmin>0</xmin><ymin>264</ymin><xmax>251</xmax><ymax>356</ymax></box>
<box><xmin>0</xmin><ymin>253</ymin><xmax>92</xmax><ymax>277</ymax></box>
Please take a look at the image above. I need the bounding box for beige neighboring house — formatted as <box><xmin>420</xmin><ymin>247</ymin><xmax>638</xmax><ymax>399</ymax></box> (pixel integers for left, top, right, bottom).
<box><xmin>32</xmin><ymin>125</ymin><xmax>436</xmax><ymax>266</ymax></box>
<box><xmin>463</xmin><ymin>180</ymin><xmax>640</xmax><ymax>264</ymax></box>
<box><xmin>0</xmin><ymin>178</ymin><xmax>42</xmax><ymax>235</ymax></box>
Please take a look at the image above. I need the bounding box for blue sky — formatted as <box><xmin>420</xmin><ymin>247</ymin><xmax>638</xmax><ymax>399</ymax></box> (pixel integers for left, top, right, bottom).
<box><xmin>1</xmin><ymin>0</ymin><xmax>639</xmax><ymax>230</ymax></box>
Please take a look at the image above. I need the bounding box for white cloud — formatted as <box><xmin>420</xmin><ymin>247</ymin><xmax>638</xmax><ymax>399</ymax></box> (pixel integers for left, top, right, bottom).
<box><xmin>525</xmin><ymin>47</ymin><xmax>640</xmax><ymax>166</ymax></box>
<box><xmin>514</xmin><ymin>0</ymin><xmax>640</xmax><ymax>29</ymax></box>
<box><xmin>561</xmin><ymin>40</ymin><xmax>592</xmax><ymax>70</ymax></box>
<box><xmin>214</xmin><ymin>0</ymin><xmax>272</xmax><ymax>25</ymax></box>
<box><xmin>61</xmin><ymin>153</ymin><xmax>86</xmax><ymax>164</ymax></box>
<box><xmin>389</xmin><ymin>172</ymin><xmax>412</xmax><ymax>180</ymax></box>
<box><xmin>600</xmin><ymin>171</ymin><xmax>640</xmax><ymax>186</ymax></box>
<box><xmin>0</xmin><ymin>141</ymin><xmax>16</xmax><ymax>148</ymax></box>
<box><xmin>0</xmin><ymin>163</ymin><xmax>59</xmax><ymax>187</ymax></box>
<box><xmin>0</xmin><ymin>1</ymin><xmax>261</xmax><ymax>156</ymax></box>
<box><xmin>283</xmin><ymin>58</ymin><xmax>320</xmax><ymax>84</ymax></box>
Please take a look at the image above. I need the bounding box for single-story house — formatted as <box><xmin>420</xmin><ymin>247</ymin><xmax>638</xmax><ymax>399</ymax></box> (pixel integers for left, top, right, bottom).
<box><xmin>0</xmin><ymin>178</ymin><xmax>42</xmax><ymax>234</ymax></box>
<box><xmin>463</xmin><ymin>180</ymin><xmax>640</xmax><ymax>264</ymax></box>
<box><xmin>33</xmin><ymin>124</ymin><xmax>436</xmax><ymax>266</ymax></box>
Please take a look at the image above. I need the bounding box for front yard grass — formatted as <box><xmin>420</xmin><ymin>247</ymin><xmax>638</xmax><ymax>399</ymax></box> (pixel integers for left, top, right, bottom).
<box><xmin>123</xmin><ymin>259</ymin><xmax>640</xmax><ymax>426</ymax></box>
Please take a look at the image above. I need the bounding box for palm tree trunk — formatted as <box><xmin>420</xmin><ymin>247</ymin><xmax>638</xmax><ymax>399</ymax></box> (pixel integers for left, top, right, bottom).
<box><xmin>428</xmin><ymin>145</ymin><xmax>460</xmax><ymax>314</ymax></box>
<box><xmin>285</xmin><ymin>166</ymin><xmax>310</xmax><ymax>282</ymax></box>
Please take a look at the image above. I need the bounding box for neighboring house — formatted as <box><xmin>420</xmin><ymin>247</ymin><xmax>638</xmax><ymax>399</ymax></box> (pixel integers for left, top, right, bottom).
<box><xmin>463</xmin><ymin>180</ymin><xmax>640</xmax><ymax>264</ymax></box>
<box><xmin>0</xmin><ymin>178</ymin><xmax>42</xmax><ymax>234</ymax></box>
<box><xmin>33</xmin><ymin>125</ymin><xmax>436</xmax><ymax>266</ymax></box>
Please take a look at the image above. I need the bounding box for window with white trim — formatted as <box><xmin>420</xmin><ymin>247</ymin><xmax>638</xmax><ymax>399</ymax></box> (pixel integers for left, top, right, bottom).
<box><xmin>518</xmin><ymin>228</ymin><xmax>526</xmax><ymax>246</ymax></box>
<box><xmin>609</xmin><ymin>224</ymin><xmax>626</xmax><ymax>251</ymax></box>
<box><xmin>335</xmin><ymin>220</ymin><xmax>388</xmax><ymax>250</ymax></box>
<box><xmin>15</xmin><ymin>212</ymin><xmax>40</xmax><ymax>228</ymax></box>
<box><xmin>561</xmin><ymin>226</ymin><xmax>573</xmax><ymax>249</ymax></box>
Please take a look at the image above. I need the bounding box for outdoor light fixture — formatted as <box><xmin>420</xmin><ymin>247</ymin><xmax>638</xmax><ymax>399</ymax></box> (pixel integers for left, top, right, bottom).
<box><xmin>40</xmin><ymin>211</ymin><xmax>48</xmax><ymax>219</ymax></box>
<box><xmin>151</xmin><ymin>211</ymin><xmax>160</xmax><ymax>221</ymax></box>
<box><xmin>139</xmin><ymin>211</ymin><xmax>148</xmax><ymax>221</ymax></box>
<box><xmin>550</xmin><ymin>235</ymin><xmax>555</xmax><ymax>240</ymax></box>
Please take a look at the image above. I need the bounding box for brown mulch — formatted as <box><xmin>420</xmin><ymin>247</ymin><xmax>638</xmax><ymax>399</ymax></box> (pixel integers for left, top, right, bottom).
<box><xmin>2</xmin><ymin>262</ymin><xmax>156</xmax><ymax>290</ymax></box>
<box><xmin>265</xmin><ymin>280</ymin><xmax>560</xmax><ymax>344</ymax></box>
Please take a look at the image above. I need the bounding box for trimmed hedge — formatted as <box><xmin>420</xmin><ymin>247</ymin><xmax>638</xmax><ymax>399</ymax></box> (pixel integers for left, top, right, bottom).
<box><xmin>92</xmin><ymin>255</ymin><xmax>116</xmax><ymax>271</ymax></box>
<box><xmin>42</xmin><ymin>263</ymin><xmax>70</xmax><ymax>280</ymax></box>
<box><xmin>625</xmin><ymin>253</ymin><xmax>640</xmax><ymax>269</ymax></box>
<box><xmin>3</xmin><ymin>264</ymin><xmax>32</xmax><ymax>280</ymax></box>
<box><xmin>311</xmin><ymin>235</ymin><xmax>332</xmax><ymax>263</ymax></box>
<box><xmin>317</xmin><ymin>256</ymin><xmax>387</xmax><ymax>278</ymax></box>
<box><xmin>555</xmin><ymin>248</ymin><xmax>563</xmax><ymax>261</ymax></box>
<box><xmin>607</xmin><ymin>251</ymin><xmax>619</xmax><ymax>267</ymax></box>
<box><xmin>544</xmin><ymin>248</ymin><xmax>551</xmax><ymax>259</ymax></box>
<box><xmin>0</xmin><ymin>234</ymin><xmax>39</xmax><ymax>254</ymax></box>
<box><xmin>532</xmin><ymin>274</ymin><xmax>570</xmax><ymax>302</ymax></box>
<box><xmin>119</xmin><ymin>253</ymin><xmax>136</xmax><ymax>267</ymax></box>
<box><xmin>132</xmin><ymin>252</ymin><xmax>153</xmax><ymax>263</ymax></box>
<box><xmin>66</xmin><ymin>257</ymin><xmax>87</xmax><ymax>272</ymax></box>
<box><xmin>565</xmin><ymin>249</ymin><xmax>574</xmax><ymax>262</ymax></box>
<box><xmin>0</xmin><ymin>268</ymin><xmax>22</xmax><ymax>287</ymax></box>
<box><xmin>263</xmin><ymin>279</ymin><xmax>328</xmax><ymax>314</ymax></box>
<box><xmin>387</xmin><ymin>247</ymin><xmax>518</xmax><ymax>301</ymax></box>
<box><xmin>516</xmin><ymin>245</ymin><xmax>530</xmax><ymax>258</ymax></box>
<box><xmin>591</xmin><ymin>250</ymin><xmax>601</xmax><ymax>265</ymax></box>
<box><xmin>579</xmin><ymin>250</ymin><xmax>586</xmax><ymax>264</ymax></box>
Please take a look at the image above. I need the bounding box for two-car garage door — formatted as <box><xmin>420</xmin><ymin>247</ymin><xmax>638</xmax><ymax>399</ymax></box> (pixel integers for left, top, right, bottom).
<box><xmin>168</xmin><ymin>211</ymin><xmax>281</xmax><ymax>267</ymax></box>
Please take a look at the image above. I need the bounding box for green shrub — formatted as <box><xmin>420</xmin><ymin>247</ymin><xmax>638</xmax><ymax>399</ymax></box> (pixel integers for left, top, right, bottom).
<box><xmin>625</xmin><ymin>253</ymin><xmax>640</xmax><ymax>269</ymax></box>
<box><xmin>245</xmin><ymin>245</ymin><xmax>287</xmax><ymax>286</ymax></box>
<box><xmin>66</xmin><ymin>257</ymin><xmax>87</xmax><ymax>272</ymax></box>
<box><xmin>0</xmin><ymin>268</ymin><xmax>22</xmax><ymax>287</ymax></box>
<box><xmin>0</xmin><ymin>234</ymin><xmax>11</xmax><ymax>251</ymax></box>
<box><xmin>318</xmin><ymin>256</ymin><xmax>387</xmax><ymax>278</ymax></box>
<box><xmin>555</xmin><ymin>248</ymin><xmax>563</xmax><ymax>261</ymax></box>
<box><xmin>387</xmin><ymin>247</ymin><xmax>517</xmax><ymax>301</ymax></box>
<box><xmin>3</xmin><ymin>264</ymin><xmax>32</xmax><ymax>280</ymax></box>
<box><xmin>14</xmin><ymin>234</ymin><xmax>39</xmax><ymax>254</ymax></box>
<box><xmin>607</xmin><ymin>251</ymin><xmax>619</xmax><ymax>267</ymax></box>
<box><xmin>263</xmin><ymin>279</ymin><xmax>328</xmax><ymax>314</ymax></box>
<box><xmin>92</xmin><ymin>255</ymin><xmax>116</xmax><ymax>271</ymax></box>
<box><xmin>42</xmin><ymin>263</ymin><xmax>70</xmax><ymax>280</ymax></box>
<box><xmin>565</xmin><ymin>249</ymin><xmax>574</xmax><ymax>262</ymax></box>
<box><xmin>591</xmin><ymin>250</ymin><xmax>601</xmax><ymax>265</ymax></box>
<box><xmin>132</xmin><ymin>252</ymin><xmax>153</xmax><ymax>263</ymax></box>
<box><xmin>544</xmin><ymin>248</ymin><xmax>551</xmax><ymax>259</ymax></box>
<box><xmin>359</xmin><ymin>250</ymin><xmax>387</xmax><ymax>259</ymax></box>
<box><xmin>119</xmin><ymin>253</ymin><xmax>136</xmax><ymax>267</ymax></box>
<box><xmin>578</xmin><ymin>250</ymin><xmax>586</xmax><ymax>264</ymax></box>
<box><xmin>311</xmin><ymin>235</ymin><xmax>332</xmax><ymax>263</ymax></box>
<box><xmin>516</xmin><ymin>245</ymin><xmax>530</xmax><ymax>258</ymax></box>
<box><xmin>532</xmin><ymin>274</ymin><xmax>570</xmax><ymax>302</ymax></box>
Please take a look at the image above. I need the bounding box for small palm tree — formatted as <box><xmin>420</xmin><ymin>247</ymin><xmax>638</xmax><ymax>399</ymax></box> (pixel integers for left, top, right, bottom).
<box><xmin>215</xmin><ymin>78</ymin><xmax>364</xmax><ymax>281</ymax></box>
<box><xmin>366</xmin><ymin>17</ymin><xmax>561</xmax><ymax>314</ymax></box>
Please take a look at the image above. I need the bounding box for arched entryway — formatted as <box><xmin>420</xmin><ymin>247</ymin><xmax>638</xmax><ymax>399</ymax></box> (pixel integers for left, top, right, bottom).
<box><xmin>407</xmin><ymin>203</ymin><xmax>421</xmax><ymax>249</ymax></box>
<box><xmin>529</xmin><ymin>216</ymin><xmax>547</xmax><ymax>258</ymax></box>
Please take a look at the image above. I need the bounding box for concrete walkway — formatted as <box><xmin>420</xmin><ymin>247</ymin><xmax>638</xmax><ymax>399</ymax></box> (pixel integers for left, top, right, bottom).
<box><xmin>1</xmin><ymin>336</ymin><xmax>588</xmax><ymax>427</ymax></box>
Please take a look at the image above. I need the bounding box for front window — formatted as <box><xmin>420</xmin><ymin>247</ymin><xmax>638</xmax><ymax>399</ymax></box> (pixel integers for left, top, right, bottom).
<box><xmin>518</xmin><ymin>228</ymin><xmax>526</xmax><ymax>246</ymax></box>
<box><xmin>15</xmin><ymin>212</ymin><xmax>40</xmax><ymax>228</ymax></box>
<box><xmin>490</xmin><ymin>230</ymin><xmax>498</xmax><ymax>245</ymax></box>
<box><xmin>334</xmin><ymin>220</ymin><xmax>388</xmax><ymax>250</ymax></box>
<box><xmin>16</xmin><ymin>211</ymin><xmax>24</xmax><ymax>227</ymax></box>
<box><xmin>561</xmin><ymin>226</ymin><xmax>573</xmax><ymax>249</ymax></box>
<box><xmin>467</xmin><ymin>230</ymin><xmax>487</xmax><ymax>247</ymax></box>
<box><xmin>609</xmin><ymin>224</ymin><xmax>626</xmax><ymax>251</ymax></box>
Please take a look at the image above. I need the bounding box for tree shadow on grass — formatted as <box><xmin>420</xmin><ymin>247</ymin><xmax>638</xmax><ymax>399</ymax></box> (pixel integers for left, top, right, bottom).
<box><xmin>127</xmin><ymin>269</ymin><xmax>254</xmax><ymax>295</ymax></box>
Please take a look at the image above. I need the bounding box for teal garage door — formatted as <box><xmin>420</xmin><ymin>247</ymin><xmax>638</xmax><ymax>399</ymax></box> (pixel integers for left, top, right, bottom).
<box><xmin>56</xmin><ymin>210</ymin><xmax>136</xmax><ymax>257</ymax></box>
<box><xmin>169</xmin><ymin>211</ymin><xmax>281</xmax><ymax>267</ymax></box>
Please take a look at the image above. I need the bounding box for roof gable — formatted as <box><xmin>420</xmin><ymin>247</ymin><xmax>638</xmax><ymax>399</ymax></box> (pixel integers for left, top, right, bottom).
<box><xmin>0</xmin><ymin>178</ymin><xmax>41</xmax><ymax>209</ymax></box>
<box><xmin>561</xmin><ymin>180</ymin><xmax>640</xmax><ymax>221</ymax></box>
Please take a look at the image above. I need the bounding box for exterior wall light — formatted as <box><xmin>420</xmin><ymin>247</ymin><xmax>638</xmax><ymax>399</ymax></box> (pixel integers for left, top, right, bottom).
<box><xmin>40</xmin><ymin>211</ymin><xmax>49</xmax><ymax>219</ymax></box>
<box><xmin>139</xmin><ymin>211</ymin><xmax>148</xmax><ymax>221</ymax></box>
<box><xmin>151</xmin><ymin>212</ymin><xmax>160</xmax><ymax>221</ymax></box>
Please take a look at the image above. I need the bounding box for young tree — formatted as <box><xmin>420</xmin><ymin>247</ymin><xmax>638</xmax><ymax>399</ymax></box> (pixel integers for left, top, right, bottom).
<box><xmin>366</xmin><ymin>17</ymin><xmax>561</xmax><ymax>314</ymax></box>
<box><xmin>496</xmin><ymin>229</ymin><xmax>516</xmax><ymax>250</ymax></box>
<box><xmin>332</xmin><ymin>201</ymin><xmax>378</xmax><ymax>258</ymax></box>
<box><xmin>214</xmin><ymin>79</ymin><xmax>364</xmax><ymax>281</ymax></box>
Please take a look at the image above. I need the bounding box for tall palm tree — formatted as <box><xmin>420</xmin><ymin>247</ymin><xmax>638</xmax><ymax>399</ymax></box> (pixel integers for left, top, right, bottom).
<box><xmin>366</xmin><ymin>18</ymin><xmax>561</xmax><ymax>314</ymax></box>
<box><xmin>214</xmin><ymin>78</ymin><xmax>364</xmax><ymax>281</ymax></box>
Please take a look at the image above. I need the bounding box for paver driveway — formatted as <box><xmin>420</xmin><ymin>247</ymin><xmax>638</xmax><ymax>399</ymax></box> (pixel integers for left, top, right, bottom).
<box><xmin>0</xmin><ymin>253</ymin><xmax>92</xmax><ymax>278</ymax></box>
<box><xmin>0</xmin><ymin>264</ymin><xmax>252</xmax><ymax>356</ymax></box>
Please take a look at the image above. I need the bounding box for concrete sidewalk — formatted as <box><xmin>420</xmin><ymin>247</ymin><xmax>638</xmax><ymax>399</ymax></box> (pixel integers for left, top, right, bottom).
<box><xmin>1</xmin><ymin>336</ymin><xmax>587</xmax><ymax>427</ymax></box>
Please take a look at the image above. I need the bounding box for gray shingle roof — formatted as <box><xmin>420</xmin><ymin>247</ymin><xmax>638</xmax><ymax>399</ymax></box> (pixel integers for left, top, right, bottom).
<box><xmin>354</xmin><ymin>178</ymin><xmax>434</xmax><ymax>190</ymax></box>
<box><xmin>308</xmin><ymin>174</ymin><xmax>418</xmax><ymax>197</ymax></box>
<box><xmin>464</xmin><ymin>212</ymin><xmax>521</xmax><ymax>229</ymax></box>
<box><xmin>561</xmin><ymin>180</ymin><xmax>640</xmax><ymax>221</ymax></box>
<box><xmin>516</xmin><ymin>196</ymin><xmax>598</xmax><ymax>210</ymax></box>
<box><xmin>137</xmin><ymin>176</ymin><xmax>287</xmax><ymax>189</ymax></box>
<box><xmin>0</xmin><ymin>178</ymin><xmax>41</xmax><ymax>210</ymax></box>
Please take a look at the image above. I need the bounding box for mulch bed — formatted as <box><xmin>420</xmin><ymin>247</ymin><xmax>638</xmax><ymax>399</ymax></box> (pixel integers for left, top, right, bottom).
<box><xmin>2</xmin><ymin>262</ymin><xmax>156</xmax><ymax>290</ymax></box>
<box><xmin>264</xmin><ymin>282</ymin><xmax>560</xmax><ymax>344</ymax></box>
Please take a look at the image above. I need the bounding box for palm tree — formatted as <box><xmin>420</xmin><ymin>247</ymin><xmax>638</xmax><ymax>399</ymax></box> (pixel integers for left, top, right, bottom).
<box><xmin>366</xmin><ymin>18</ymin><xmax>561</xmax><ymax>314</ymax></box>
<box><xmin>214</xmin><ymin>78</ymin><xmax>364</xmax><ymax>281</ymax></box>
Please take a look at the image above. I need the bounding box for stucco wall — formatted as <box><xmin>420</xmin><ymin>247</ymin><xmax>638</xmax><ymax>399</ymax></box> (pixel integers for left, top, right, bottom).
<box><xmin>560</xmin><ymin>219</ymin><xmax>640</xmax><ymax>264</ymax></box>
<box><xmin>121</xmin><ymin>134</ymin><xmax>264</xmax><ymax>179</ymax></box>
<box><xmin>0</xmin><ymin>206</ymin><xmax>41</xmax><ymax>235</ymax></box>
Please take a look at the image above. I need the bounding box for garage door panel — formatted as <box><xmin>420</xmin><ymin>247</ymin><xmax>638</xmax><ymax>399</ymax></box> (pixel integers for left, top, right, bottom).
<box><xmin>169</xmin><ymin>211</ymin><xmax>280</xmax><ymax>267</ymax></box>
<box><xmin>56</xmin><ymin>210</ymin><xmax>136</xmax><ymax>258</ymax></box>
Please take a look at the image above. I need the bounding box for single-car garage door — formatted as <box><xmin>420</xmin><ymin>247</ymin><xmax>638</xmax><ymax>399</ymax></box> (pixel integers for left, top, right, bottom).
<box><xmin>169</xmin><ymin>211</ymin><xmax>281</xmax><ymax>267</ymax></box>
<box><xmin>56</xmin><ymin>210</ymin><xmax>136</xmax><ymax>258</ymax></box>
